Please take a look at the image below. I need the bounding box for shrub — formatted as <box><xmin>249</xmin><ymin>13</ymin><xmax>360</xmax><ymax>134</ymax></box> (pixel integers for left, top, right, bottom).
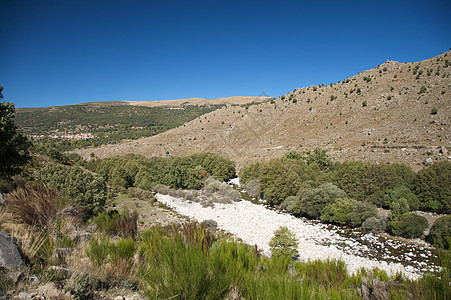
<box><xmin>361</xmin><ymin>217</ymin><xmax>386</xmax><ymax>232</ymax></box>
<box><xmin>362</xmin><ymin>100</ymin><xmax>367</xmax><ymax>107</ymax></box>
<box><xmin>386</xmin><ymin>186</ymin><xmax>420</xmax><ymax>210</ymax></box>
<box><xmin>86</xmin><ymin>235</ymin><xmax>111</xmax><ymax>266</ymax></box>
<box><xmin>388</xmin><ymin>212</ymin><xmax>428</xmax><ymax>238</ymax></box>
<box><xmin>347</xmin><ymin>202</ymin><xmax>378</xmax><ymax>227</ymax></box>
<box><xmin>244</xmin><ymin>179</ymin><xmax>260</xmax><ymax>199</ymax></box>
<box><xmin>7</xmin><ymin>183</ymin><xmax>58</xmax><ymax>228</ymax></box>
<box><xmin>269</xmin><ymin>226</ymin><xmax>299</xmax><ymax>259</ymax></box>
<box><xmin>299</xmin><ymin>183</ymin><xmax>346</xmax><ymax>219</ymax></box>
<box><xmin>320</xmin><ymin>197</ymin><xmax>357</xmax><ymax>225</ymax></box>
<box><xmin>431</xmin><ymin>108</ymin><xmax>438</xmax><ymax>115</ymax></box>
<box><xmin>428</xmin><ymin>215</ymin><xmax>451</xmax><ymax>249</ymax></box>
<box><xmin>389</xmin><ymin>198</ymin><xmax>410</xmax><ymax>219</ymax></box>
<box><xmin>93</xmin><ymin>209</ymin><xmax>138</xmax><ymax>240</ymax></box>
<box><xmin>280</xmin><ymin>196</ymin><xmax>298</xmax><ymax>212</ymax></box>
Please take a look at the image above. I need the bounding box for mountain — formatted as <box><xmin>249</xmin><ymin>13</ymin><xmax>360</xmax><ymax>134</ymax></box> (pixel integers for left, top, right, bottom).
<box><xmin>74</xmin><ymin>52</ymin><xmax>451</xmax><ymax>170</ymax></box>
<box><xmin>15</xmin><ymin>96</ymin><xmax>271</xmax><ymax>149</ymax></box>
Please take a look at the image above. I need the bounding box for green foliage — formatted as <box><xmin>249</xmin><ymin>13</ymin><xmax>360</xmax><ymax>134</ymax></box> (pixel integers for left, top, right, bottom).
<box><xmin>388</xmin><ymin>212</ymin><xmax>428</xmax><ymax>238</ymax></box>
<box><xmin>90</xmin><ymin>153</ymin><xmax>235</xmax><ymax>191</ymax></box>
<box><xmin>431</xmin><ymin>108</ymin><xmax>438</xmax><ymax>115</ymax></box>
<box><xmin>92</xmin><ymin>209</ymin><xmax>138</xmax><ymax>240</ymax></box>
<box><xmin>361</xmin><ymin>217</ymin><xmax>386</xmax><ymax>232</ymax></box>
<box><xmin>321</xmin><ymin>198</ymin><xmax>377</xmax><ymax>227</ymax></box>
<box><xmin>138</xmin><ymin>225</ymin><xmax>230</xmax><ymax>299</ymax></box>
<box><xmin>86</xmin><ymin>235</ymin><xmax>111</xmax><ymax>266</ymax></box>
<box><xmin>37</xmin><ymin>164</ymin><xmax>107</xmax><ymax>215</ymax></box>
<box><xmin>331</xmin><ymin>161</ymin><xmax>368</xmax><ymax>200</ymax></box>
<box><xmin>321</xmin><ymin>197</ymin><xmax>357</xmax><ymax>225</ymax></box>
<box><xmin>389</xmin><ymin>197</ymin><xmax>410</xmax><ymax>219</ymax></box>
<box><xmin>300</xmin><ymin>183</ymin><xmax>346</xmax><ymax>219</ymax></box>
<box><xmin>386</xmin><ymin>186</ymin><xmax>420</xmax><ymax>210</ymax></box>
<box><xmin>0</xmin><ymin>100</ymin><xmax>31</xmax><ymax>177</ymax></box>
<box><xmin>414</xmin><ymin>161</ymin><xmax>451</xmax><ymax>213</ymax></box>
<box><xmin>306</xmin><ymin>148</ymin><xmax>332</xmax><ymax>170</ymax></box>
<box><xmin>269</xmin><ymin>226</ymin><xmax>299</xmax><ymax>258</ymax></box>
<box><xmin>427</xmin><ymin>215</ymin><xmax>451</xmax><ymax>249</ymax></box>
<box><xmin>347</xmin><ymin>201</ymin><xmax>378</xmax><ymax>227</ymax></box>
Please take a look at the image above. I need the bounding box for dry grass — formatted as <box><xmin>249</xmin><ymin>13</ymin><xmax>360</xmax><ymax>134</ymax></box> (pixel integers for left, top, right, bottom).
<box><xmin>7</xmin><ymin>183</ymin><xmax>58</xmax><ymax>229</ymax></box>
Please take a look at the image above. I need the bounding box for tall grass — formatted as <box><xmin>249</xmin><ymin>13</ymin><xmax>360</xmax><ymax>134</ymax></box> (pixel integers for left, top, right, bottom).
<box><xmin>7</xmin><ymin>183</ymin><xmax>58</xmax><ymax>229</ymax></box>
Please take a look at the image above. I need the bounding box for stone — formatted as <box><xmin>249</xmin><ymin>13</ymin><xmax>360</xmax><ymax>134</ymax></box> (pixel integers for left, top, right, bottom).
<box><xmin>423</xmin><ymin>158</ymin><xmax>433</xmax><ymax>165</ymax></box>
<box><xmin>70</xmin><ymin>230</ymin><xmax>92</xmax><ymax>244</ymax></box>
<box><xmin>0</xmin><ymin>231</ymin><xmax>24</xmax><ymax>272</ymax></box>
<box><xmin>114</xmin><ymin>296</ymin><xmax>125</xmax><ymax>300</ymax></box>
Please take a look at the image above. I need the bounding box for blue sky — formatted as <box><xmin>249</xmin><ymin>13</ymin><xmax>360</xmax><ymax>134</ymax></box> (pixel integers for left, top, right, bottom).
<box><xmin>1</xmin><ymin>0</ymin><xmax>450</xmax><ymax>108</ymax></box>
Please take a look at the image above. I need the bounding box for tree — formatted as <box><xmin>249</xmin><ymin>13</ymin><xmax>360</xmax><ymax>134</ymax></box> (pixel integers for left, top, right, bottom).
<box><xmin>0</xmin><ymin>86</ymin><xmax>31</xmax><ymax>177</ymax></box>
<box><xmin>306</xmin><ymin>148</ymin><xmax>332</xmax><ymax>170</ymax></box>
<box><xmin>299</xmin><ymin>183</ymin><xmax>346</xmax><ymax>219</ymax></box>
<box><xmin>269</xmin><ymin>226</ymin><xmax>299</xmax><ymax>258</ymax></box>
<box><xmin>414</xmin><ymin>161</ymin><xmax>451</xmax><ymax>213</ymax></box>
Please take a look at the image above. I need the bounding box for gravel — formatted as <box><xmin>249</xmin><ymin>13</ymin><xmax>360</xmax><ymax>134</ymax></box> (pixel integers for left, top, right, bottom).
<box><xmin>156</xmin><ymin>193</ymin><xmax>436</xmax><ymax>280</ymax></box>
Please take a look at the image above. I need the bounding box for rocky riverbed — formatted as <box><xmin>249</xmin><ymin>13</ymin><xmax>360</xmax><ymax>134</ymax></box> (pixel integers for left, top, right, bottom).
<box><xmin>156</xmin><ymin>193</ymin><xmax>439</xmax><ymax>280</ymax></box>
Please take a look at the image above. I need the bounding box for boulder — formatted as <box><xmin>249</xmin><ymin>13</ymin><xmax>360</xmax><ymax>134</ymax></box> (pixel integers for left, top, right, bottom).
<box><xmin>423</xmin><ymin>158</ymin><xmax>433</xmax><ymax>165</ymax></box>
<box><xmin>0</xmin><ymin>231</ymin><xmax>24</xmax><ymax>272</ymax></box>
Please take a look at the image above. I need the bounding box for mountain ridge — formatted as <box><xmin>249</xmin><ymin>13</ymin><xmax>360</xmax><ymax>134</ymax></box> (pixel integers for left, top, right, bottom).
<box><xmin>73</xmin><ymin>51</ymin><xmax>451</xmax><ymax>171</ymax></box>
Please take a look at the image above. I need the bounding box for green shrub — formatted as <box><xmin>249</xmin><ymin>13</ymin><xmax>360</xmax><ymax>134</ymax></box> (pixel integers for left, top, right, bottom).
<box><xmin>269</xmin><ymin>226</ymin><xmax>299</xmax><ymax>259</ymax></box>
<box><xmin>428</xmin><ymin>215</ymin><xmax>451</xmax><ymax>249</ymax></box>
<box><xmin>299</xmin><ymin>183</ymin><xmax>346</xmax><ymax>219</ymax></box>
<box><xmin>386</xmin><ymin>186</ymin><xmax>420</xmax><ymax>210</ymax></box>
<box><xmin>320</xmin><ymin>197</ymin><xmax>357</xmax><ymax>225</ymax></box>
<box><xmin>361</xmin><ymin>217</ymin><xmax>386</xmax><ymax>232</ymax></box>
<box><xmin>388</xmin><ymin>212</ymin><xmax>428</xmax><ymax>238</ymax></box>
<box><xmin>431</xmin><ymin>108</ymin><xmax>438</xmax><ymax>115</ymax></box>
<box><xmin>86</xmin><ymin>235</ymin><xmax>111</xmax><ymax>266</ymax></box>
<box><xmin>347</xmin><ymin>201</ymin><xmax>378</xmax><ymax>227</ymax></box>
<box><xmin>389</xmin><ymin>198</ymin><xmax>410</xmax><ymax>219</ymax></box>
<box><xmin>244</xmin><ymin>179</ymin><xmax>260</xmax><ymax>199</ymax></box>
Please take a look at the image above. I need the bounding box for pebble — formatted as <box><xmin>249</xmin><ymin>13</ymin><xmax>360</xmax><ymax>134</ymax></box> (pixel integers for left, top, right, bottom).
<box><xmin>157</xmin><ymin>194</ymin><xmax>427</xmax><ymax>279</ymax></box>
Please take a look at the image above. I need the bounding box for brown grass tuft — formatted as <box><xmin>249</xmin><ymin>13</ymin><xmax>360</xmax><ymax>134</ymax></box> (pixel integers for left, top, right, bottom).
<box><xmin>7</xmin><ymin>183</ymin><xmax>58</xmax><ymax>229</ymax></box>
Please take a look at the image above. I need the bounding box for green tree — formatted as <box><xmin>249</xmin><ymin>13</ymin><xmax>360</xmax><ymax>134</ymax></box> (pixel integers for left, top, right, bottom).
<box><xmin>331</xmin><ymin>161</ymin><xmax>368</xmax><ymax>200</ymax></box>
<box><xmin>388</xmin><ymin>212</ymin><xmax>428</xmax><ymax>238</ymax></box>
<box><xmin>299</xmin><ymin>183</ymin><xmax>346</xmax><ymax>219</ymax></box>
<box><xmin>414</xmin><ymin>161</ymin><xmax>451</xmax><ymax>213</ymax></box>
<box><xmin>306</xmin><ymin>148</ymin><xmax>332</xmax><ymax>170</ymax></box>
<box><xmin>269</xmin><ymin>226</ymin><xmax>299</xmax><ymax>258</ymax></box>
<box><xmin>321</xmin><ymin>197</ymin><xmax>357</xmax><ymax>225</ymax></box>
<box><xmin>427</xmin><ymin>215</ymin><xmax>451</xmax><ymax>249</ymax></box>
<box><xmin>0</xmin><ymin>87</ymin><xmax>31</xmax><ymax>177</ymax></box>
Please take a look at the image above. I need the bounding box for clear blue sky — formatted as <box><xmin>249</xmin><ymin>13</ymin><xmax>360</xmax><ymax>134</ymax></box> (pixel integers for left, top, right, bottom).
<box><xmin>1</xmin><ymin>0</ymin><xmax>450</xmax><ymax>108</ymax></box>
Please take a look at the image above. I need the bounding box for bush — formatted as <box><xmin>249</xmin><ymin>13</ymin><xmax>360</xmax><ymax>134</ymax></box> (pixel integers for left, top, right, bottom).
<box><xmin>244</xmin><ymin>179</ymin><xmax>260</xmax><ymax>199</ymax></box>
<box><xmin>320</xmin><ymin>197</ymin><xmax>357</xmax><ymax>225</ymax></box>
<box><xmin>299</xmin><ymin>183</ymin><xmax>346</xmax><ymax>219</ymax></box>
<box><xmin>280</xmin><ymin>196</ymin><xmax>298</xmax><ymax>212</ymax></box>
<box><xmin>347</xmin><ymin>202</ymin><xmax>378</xmax><ymax>228</ymax></box>
<box><xmin>92</xmin><ymin>209</ymin><xmax>138</xmax><ymax>240</ymax></box>
<box><xmin>269</xmin><ymin>226</ymin><xmax>299</xmax><ymax>259</ymax></box>
<box><xmin>385</xmin><ymin>186</ymin><xmax>420</xmax><ymax>210</ymax></box>
<box><xmin>388</xmin><ymin>212</ymin><xmax>428</xmax><ymax>238</ymax></box>
<box><xmin>428</xmin><ymin>215</ymin><xmax>451</xmax><ymax>249</ymax></box>
<box><xmin>389</xmin><ymin>198</ymin><xmax>410</xmax><ymax>219</ymax></box>
<box><xmin>86</xmin><ymin>235</ymin><xmax>111</xmax><ymax>266</ymax></box>
<box><xmin>361</xmin><ymin>217</ymin><xmax>386</xmax><ymax>232</ymax></box>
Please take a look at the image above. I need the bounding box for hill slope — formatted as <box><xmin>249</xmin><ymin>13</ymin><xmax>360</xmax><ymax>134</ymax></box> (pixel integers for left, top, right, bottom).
<box><xmin>75</xmin><ymin>52</ymin><xmax>451</xmax><ymax>170</ymax></box>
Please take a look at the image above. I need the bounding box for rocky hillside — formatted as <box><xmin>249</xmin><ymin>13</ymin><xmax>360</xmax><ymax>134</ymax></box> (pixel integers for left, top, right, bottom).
<box><xmin>75</xmin><ymin>51</ymin><xmax>451</xmax><ymax>170</ymax></box>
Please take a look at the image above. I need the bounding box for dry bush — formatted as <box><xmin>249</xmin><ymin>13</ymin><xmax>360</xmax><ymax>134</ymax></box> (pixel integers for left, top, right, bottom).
<box><xmin>7</xmin><ymin>183</ymin><xmax>59</xmax><ymax>229</ymax></box>
<box><xmin>117</xmin><ymin>210</ymin><xmax>138</xmax><ymax>240</ymax></box>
